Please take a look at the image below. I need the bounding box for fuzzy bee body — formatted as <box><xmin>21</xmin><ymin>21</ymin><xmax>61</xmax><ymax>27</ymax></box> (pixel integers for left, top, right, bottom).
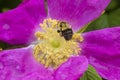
<box><xmin>57</xmin><ymin>22</ymin><xmax>73</xmax><ymax>41</ymax></box>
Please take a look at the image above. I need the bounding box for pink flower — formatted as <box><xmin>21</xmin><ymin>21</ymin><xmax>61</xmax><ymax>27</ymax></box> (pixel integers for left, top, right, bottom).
<box><xmin>1</xmin><ymin>0</ymin><xmax>119</xmax><ymax>80</ymax></box>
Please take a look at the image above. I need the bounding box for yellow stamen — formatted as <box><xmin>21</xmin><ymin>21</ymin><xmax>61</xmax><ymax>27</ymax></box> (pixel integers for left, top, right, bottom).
<box><xmin>0</xmin><ymin>48</ymin><xmax>2</xmax><ymax>51</ymax></box>
<box><xmin>33</xmin><ymin>18</ymin><xmax>83</xmax><ymax>68</ymax></box>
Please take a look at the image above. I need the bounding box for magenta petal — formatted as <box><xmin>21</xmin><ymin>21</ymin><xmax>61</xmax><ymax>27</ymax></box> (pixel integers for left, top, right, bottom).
<box><xmin>0</xmin><ymin>0</ymin><xmax>47</xmax><ymax>45</ymax></box>
<box><xmin>0</xmin><ymin>47</ymin><xmax>54</xmax><ymax>80</ymax></box>
<box><xmin>81</xmin><ymin>27</ymin><xmax>120</xmax><ymax>79</ymax></box>
<box><xmin>47</xmin><ymin>0</ymin><xmax>110</xmax><ymax>31</ymax></box>
<box><xmin>88</xmin><ymin>57</ymin><xmax>120</xmax><ymax>80</ymax></box>
<box><xmin>55</xmin><ymin>56</ymin><xmax>88</xmax><ymax>80</ymax></box>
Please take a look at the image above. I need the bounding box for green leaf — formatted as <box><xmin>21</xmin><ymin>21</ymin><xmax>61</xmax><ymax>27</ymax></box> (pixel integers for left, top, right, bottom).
<box><xmin>106</xmin><ymin>0</ymin><xmax>119</xmax><ymax>12</ymax></box>
<box><xmin>84</xmin><ymin>14</ymin><xmax>109</xmax><ymax>32</ymax></box>
<box><xmin>77</xmin><ymin>22</ymin><xmax>91</xmax><ymax>33</ymax></box>
<box><xmin>80</xmin><ymin>65</ymin><xmax>102</xmax><ymax>80</ymax></box>
<box><xmin>84</xmin><ymin>7</ymin><xmax>120</xmax><ymax>32</ymax></box>
<box><xmin>108</xmin><ymin>8</ymin><xmax>120</xmax><ymax>27</ymax></box>
<box><xmin>83</xmin><ymin>0</ymin><xmax>120</xmax><ymax>32</ymax></box>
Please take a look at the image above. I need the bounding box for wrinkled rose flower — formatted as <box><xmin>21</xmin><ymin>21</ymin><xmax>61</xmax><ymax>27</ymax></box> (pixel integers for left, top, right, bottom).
<box><xmin>1</xmin><ymin>0</ymin><xmax>120</xmax><ymax>80</ymax></box>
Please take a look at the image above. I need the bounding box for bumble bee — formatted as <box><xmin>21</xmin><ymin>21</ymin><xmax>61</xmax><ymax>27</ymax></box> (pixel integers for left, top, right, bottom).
<box><xmin>57</xmin><ymin>22</ymin><xmax>73</xmax><ymax>41</ymax></box>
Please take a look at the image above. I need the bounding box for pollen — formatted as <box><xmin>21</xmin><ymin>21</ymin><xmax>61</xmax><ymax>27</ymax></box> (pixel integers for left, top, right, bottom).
<box><xmin>33</xmin><ymin>18</ymin><xmax>83</xmax><ymax>68</ymax></box>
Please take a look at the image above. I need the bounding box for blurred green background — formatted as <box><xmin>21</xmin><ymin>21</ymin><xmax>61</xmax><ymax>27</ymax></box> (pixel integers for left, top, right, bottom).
<box><xmin>86</xmin><ymin>0</ymin><xmax>120</xmax><ymax>31</ymax></box>
<box><xmin>0</xmin><ymin>0</ymin><xmax>120</xmax><ymax>80</ymax></box>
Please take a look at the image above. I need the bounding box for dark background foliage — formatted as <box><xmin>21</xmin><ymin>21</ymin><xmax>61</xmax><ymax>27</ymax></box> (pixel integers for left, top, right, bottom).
<box><xmin>86</xmin><ymin>0</ymin><xmax>120</xmax><ymax>32</ymax></box>
<box><xmin>0</xmin><ymin>0</ymin><xmax>119</xmax><ymax>80</ymax></box>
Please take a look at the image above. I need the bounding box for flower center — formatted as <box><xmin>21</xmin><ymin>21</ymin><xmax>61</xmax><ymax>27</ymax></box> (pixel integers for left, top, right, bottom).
<box><xmin>33</xmin><ymin>18</ymin><xmax>84</xmax><ymax>68</ymax></box>
<box><xmin>49</xmin><ymin>38</ymin><xmax>61</xmax><ymax>48</ymax></box>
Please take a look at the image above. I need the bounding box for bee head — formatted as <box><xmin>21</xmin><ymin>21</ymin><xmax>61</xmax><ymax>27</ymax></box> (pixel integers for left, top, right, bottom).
<box><xmin>60</xmin><ymin>22</ymin><xmax>67</xmax><ymax>28</ymax></box>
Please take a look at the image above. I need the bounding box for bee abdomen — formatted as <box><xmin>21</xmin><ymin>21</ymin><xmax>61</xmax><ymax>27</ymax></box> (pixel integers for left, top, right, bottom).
<box><xmin>62</xmin><ymin>28</ymin><xmax>73</xmax><ymax>41</ymax></box>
